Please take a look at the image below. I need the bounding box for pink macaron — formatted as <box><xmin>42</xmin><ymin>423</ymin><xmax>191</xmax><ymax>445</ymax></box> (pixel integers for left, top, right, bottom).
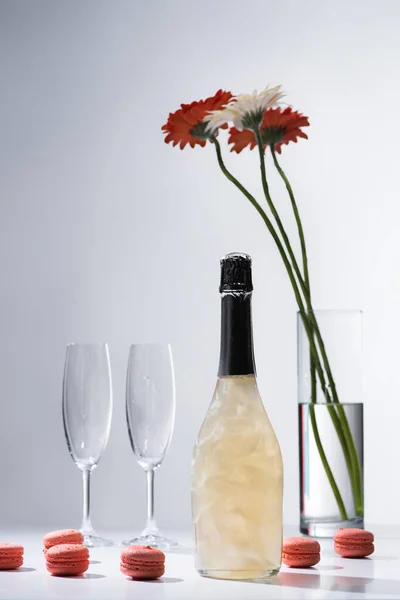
<box><xmin>121</xmin><ymin>545</ymin><xmax>165</xmax><ymax>580</ymax></box>
<box><xmin>282</xmin><ymin>537</ymin><xmax>321</xmax><ymax>568</ymax></box>
<box><xmin>0</xmin><ymin>543</ymin><xmax>24</xmax><ymax>570</ymax></box>
<box><xmin>46</xmin><ymin>544</ymin><xmax>89</xmax><ymax>576</ymax></box>
<box><xmin>43</xmin><ymin>529</ymin><xmax>83</xmax><ymax>551</ymax></box>
<box><xmin>334</xmin><ymin>528</ymin><xmax>374</xmax><ymax>558</ymax></box>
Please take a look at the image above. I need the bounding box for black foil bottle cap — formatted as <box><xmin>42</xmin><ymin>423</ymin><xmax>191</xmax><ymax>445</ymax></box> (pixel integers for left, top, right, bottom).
<box><xmin>219</xmin><ymin>253</ymin><xmax>253</xmax><ymax>293</ymax></box>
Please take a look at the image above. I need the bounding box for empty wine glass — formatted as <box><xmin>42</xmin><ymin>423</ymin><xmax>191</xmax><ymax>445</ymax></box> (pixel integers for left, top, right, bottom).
<box><xmin>63</xmin><ymin>343</ymin><xmax>113</xmax><ymax>547</ymax></box>
<box><xmin>123</xmin><ymin>343</ymin><xmax>178</xmax><ymax>549</ymax></box>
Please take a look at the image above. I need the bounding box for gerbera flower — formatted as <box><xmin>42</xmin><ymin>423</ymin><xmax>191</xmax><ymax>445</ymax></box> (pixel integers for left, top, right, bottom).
<box><xmin>162</xmin><ymin>90</ymin><xmax>233</xmax><ymax>149</ymax></box>
<box><xmin>205</xmin><ymin>85</ymin><xmax>285</xmax><ymax>133</ymax></box>
<box><xmin>228</xmin><ymin>107</ymin><xmax>309</xmax><ymax>154</ymax></box>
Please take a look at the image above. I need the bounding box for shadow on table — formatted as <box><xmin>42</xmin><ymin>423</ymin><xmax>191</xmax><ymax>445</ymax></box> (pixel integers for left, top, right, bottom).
<box><xmin>142</xmin><ymin>577</ymin><xmax>184</xmax><ymax>584</ymax></box>
<box><xmin>5</xmin><ymin>567</ymin><xmax>36</xmax><ymax>573</ymax></box>
<box><xmin>265</xmin><ymin>571</ymin><xmax>400</xmax><ymax>596</ymax></box>
<box><xmin>46</xmin><ymin>573</ymin><xmax>106</xmax><ymax>580</ymax></box>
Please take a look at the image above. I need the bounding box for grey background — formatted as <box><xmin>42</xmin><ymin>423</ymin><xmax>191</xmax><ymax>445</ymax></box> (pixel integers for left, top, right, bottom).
<box><xmin>1</xmin><ymin>0</ymin><xmax>399</xmax><ymax>532</ymax></box>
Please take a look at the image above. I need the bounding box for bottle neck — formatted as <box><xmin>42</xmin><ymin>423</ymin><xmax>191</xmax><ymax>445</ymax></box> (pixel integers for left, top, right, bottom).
<box><xmin>218</xmin><ymin>292</ymin><xmax>256</xmax><ymax>377</ymax></box>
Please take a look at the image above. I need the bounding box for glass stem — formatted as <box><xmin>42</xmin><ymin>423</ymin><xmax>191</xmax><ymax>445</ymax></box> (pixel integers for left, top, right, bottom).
<box><xmin>145</xmin><ymin>469</ymin><xmax>157</xmax><ymax>532</ymax></box>
<box><xmin>81</xmin><ymin>468</ymin><xmax>93</xmax><ymax>533</ymax></box>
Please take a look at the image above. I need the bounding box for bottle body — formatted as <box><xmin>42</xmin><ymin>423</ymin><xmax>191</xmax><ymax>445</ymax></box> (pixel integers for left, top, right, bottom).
<box><xmin>192</xmin><ymin>253</ymin><xmax>283</xmax><ymax>580</ymax></box>
<box><xmin>192</xmin><ymin>375</ymin><xmax>283</xmax><ymax>580</ymax></box>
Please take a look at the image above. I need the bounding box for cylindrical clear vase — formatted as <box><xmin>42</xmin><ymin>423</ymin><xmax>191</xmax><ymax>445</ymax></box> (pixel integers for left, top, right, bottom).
<box><xmin>298</xmin><ymin>310</ymin><xmax>364</xmax><ymax>537</ymax></box>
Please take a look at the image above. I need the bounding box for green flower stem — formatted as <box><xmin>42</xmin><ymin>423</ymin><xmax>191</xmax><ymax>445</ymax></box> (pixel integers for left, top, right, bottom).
<box><xmin>255</xmin><ymin>132</ymin><xmax>359</xmax><ymax>517</ymax></box>
<box><xmin>214</xmin><ymin>139</ymin><xmax>315</xmax><ymax>368</ymax></box>
<box><xmin>310</xmin><ymin>354</ymin><xmax>317</xmax><ymax>403</ymax></box>
<box><xmin>214</xmin><ymin>138</ymin><xmax>326</xmax><ymax>404</ymax></box>
<box><xmin>309</xmin><ymin>351</ymin><xmax>351</xmax><ymax>520</ymax></box>
<box><xmin>255</xmin><ymin>134</ymin><xmax>337</xmax><ymax>407</ymax></box>
<box><xmin>213</xmin><ymin>138</ymin><xmax>306</xmax><ymax>317</ymax></box>
<box><xmin>255</xmin><ymin>135</ymin><xmax>340</xmax><ymax>409</ymax></box>
<box><xmin>306</xmin><ymin>311</ymin><xmax>363</xmax><ymax>516</ymax></box>
<box><xmin>270</xmin><ymin>146</ymin><xmax>310</xmax><ymax>293</ymax></box>
<box><xmin>335</xmin><ymin>403</ymin><xmax>363</xmax><ymax>515</ymax></box>
<box><xmin>213</xmin><ymin>137</ymin><xmax>348</xmax><ymax>521</ymax></box>
<box><xmin>308</xmin><ymin>308</ymin><xmax>362</xmax><ymax>515</ymax></box>
<box><xmin>255</xmin><ymin>131</ymin><xmax>306</xmax><ymax>299</ymax></box>
<box><xmin>271</xmin><ymin>147</ymin><xmax>363</xmax><ymax>517</ymax></box>
<box><xmin>309</xmin><ymin>404</ymin><xmax>347</xmax><ymax>520</ymax></box>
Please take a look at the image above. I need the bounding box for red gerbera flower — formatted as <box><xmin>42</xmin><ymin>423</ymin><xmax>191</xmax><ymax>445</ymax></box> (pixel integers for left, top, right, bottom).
<box><xmin>162</xmin><ymin>90</ymin><xmax>233</xmax><ymax>149</ymax></box>
<box><xmin>228</xmin><ymin>107</ymin><xmax>309</xmax><ymax>154</ymax></box>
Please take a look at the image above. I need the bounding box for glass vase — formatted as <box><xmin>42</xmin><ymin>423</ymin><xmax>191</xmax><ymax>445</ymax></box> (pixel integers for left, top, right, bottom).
<box><xmin>298</xmin><ymin>310</ymin><xmax>364</xmax><ymax>537</ymax></box>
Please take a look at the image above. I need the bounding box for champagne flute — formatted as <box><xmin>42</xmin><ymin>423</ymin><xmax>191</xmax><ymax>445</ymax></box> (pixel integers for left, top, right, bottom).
<box><xmin>123</xmin><ymin>343</ymin><xmax>178</xmax><ymax>549</ymax></box>
<box><xmin>62</xmin><ymin>343</ymin><xmax>113</xmax><ymax>547</ymax></box>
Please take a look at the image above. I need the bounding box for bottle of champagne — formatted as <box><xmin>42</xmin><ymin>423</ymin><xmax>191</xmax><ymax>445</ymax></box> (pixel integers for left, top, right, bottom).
<box><xmin>192</xmin><ymin>253</ymin><xmax>283</xmax><ymax>580</ymax></box>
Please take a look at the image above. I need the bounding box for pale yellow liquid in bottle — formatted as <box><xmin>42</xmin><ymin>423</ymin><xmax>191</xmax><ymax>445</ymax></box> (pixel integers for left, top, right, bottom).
<box><xmin>192</xmin><ymin>375</ymin><xmax>283</xmax><ymax>580</ymax></box>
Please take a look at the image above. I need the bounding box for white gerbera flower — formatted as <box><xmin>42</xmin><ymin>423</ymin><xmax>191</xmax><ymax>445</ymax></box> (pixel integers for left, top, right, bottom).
<box><xmin>205</xmin><ymin>85</ymin><xmax>285</xmax><ymax>133</ymax></box>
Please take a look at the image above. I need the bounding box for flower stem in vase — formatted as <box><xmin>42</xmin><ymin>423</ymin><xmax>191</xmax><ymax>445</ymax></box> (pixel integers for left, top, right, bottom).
<box><xmin>308</xmin><ymin>404</ymin><xmax>347</xmax><ymax>520</ymax></box>
<box><xmin>213</xmin><ymin>138</ymin><xmax>348</xmax><ymax>519</ymax></box>
<box><xmin>270</xmin><ymin>148</ymin><xmax>363</xmax><ymax>517</ymax></box>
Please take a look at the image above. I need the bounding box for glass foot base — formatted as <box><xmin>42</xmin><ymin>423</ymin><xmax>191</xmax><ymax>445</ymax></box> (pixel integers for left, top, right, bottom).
<box><xmin>81</xmin><ymin>532</ymin><xmax>114</xmax><ymax>548</ymax></box>
<box><xmin>300</xmin><ymin>515</ymin><xmax>364</xmax><ymax>538</ymax></box>
<box><xmin>197</xmin><ymin>567</ymin><xmax>280</xmax><ymax>581</ymax></box>
<box><xmin>122</xmin><ymin>533</ymin><xmax>180</xmax><ymax>551</ymax></box>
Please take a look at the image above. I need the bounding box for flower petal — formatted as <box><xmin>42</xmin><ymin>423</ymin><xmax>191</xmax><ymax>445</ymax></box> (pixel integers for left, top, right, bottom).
<box><xmin>228</xmin><ymin>128</ymin><xmax>257</xmax><ymax>153</ymax></box>
<box><xmin>162</xmin><ymin>90</ymin><xmax>233</xmax><ymax>149</ymax></box>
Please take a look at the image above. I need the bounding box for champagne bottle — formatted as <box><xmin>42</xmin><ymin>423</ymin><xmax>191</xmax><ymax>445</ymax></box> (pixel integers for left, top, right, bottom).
<box><xmin>192</xmin><ymin>253</ymin><xmax>283</xmax><ymax>580</ymax></box>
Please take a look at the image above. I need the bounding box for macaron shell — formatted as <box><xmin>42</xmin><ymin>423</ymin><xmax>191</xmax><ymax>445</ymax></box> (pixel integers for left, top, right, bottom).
<box><xmin>334</xmin><ymin>542</ymin><xmax>374</xmax><ymax>558</ymax></box>
<box><xmin>334</xmin><ymin>528</ymin><xmax>374</xmax><ymax>543</ymax></box>
<box><xmin>283</xmin><ymin>537</ymin><xmax>321</xmax><ymax>553</ymax></box>
<box><xmin>120</xmin><ymin>562</ymin><xmax>165</xmax><ymax>580</ymax></box>
<box><xmin>282</xmin><ymin>552</ymin><xmax>320</xmax><ymax>568</ymax></box>
<box><xmin>46</xmin><ymin>561</ymin><xmax>89</xmax><ymax>576</ymax></box>
<box><xmin>0</xmin><ymin>543</ymin><xmax>24</xmax><ymax>557</ymax></box>
<box><xmin>121</xmin><ymin>545</ymin><xmax>165</xmax><ymax>563</ymax></box>
<box><xmin>43</xmin><ymin>530</ymin><xmax>83</xmax><ymax>549</ymax></box>
<box><xmin>46</xmin><ymin>544</ymin><xmax>89</xmax><ymax>561</ymax></box>
<box><xmin>0</xmin><ymin>557</ymin><xmax>24</xmax><ymax>570</ymax></box>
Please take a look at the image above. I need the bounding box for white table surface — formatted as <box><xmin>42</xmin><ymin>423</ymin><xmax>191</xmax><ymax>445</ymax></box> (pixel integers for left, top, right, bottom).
<box><xmin>0</xmin><ymin>527</ymin><xmax>399</xmax><ymax>600</ymax></box>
